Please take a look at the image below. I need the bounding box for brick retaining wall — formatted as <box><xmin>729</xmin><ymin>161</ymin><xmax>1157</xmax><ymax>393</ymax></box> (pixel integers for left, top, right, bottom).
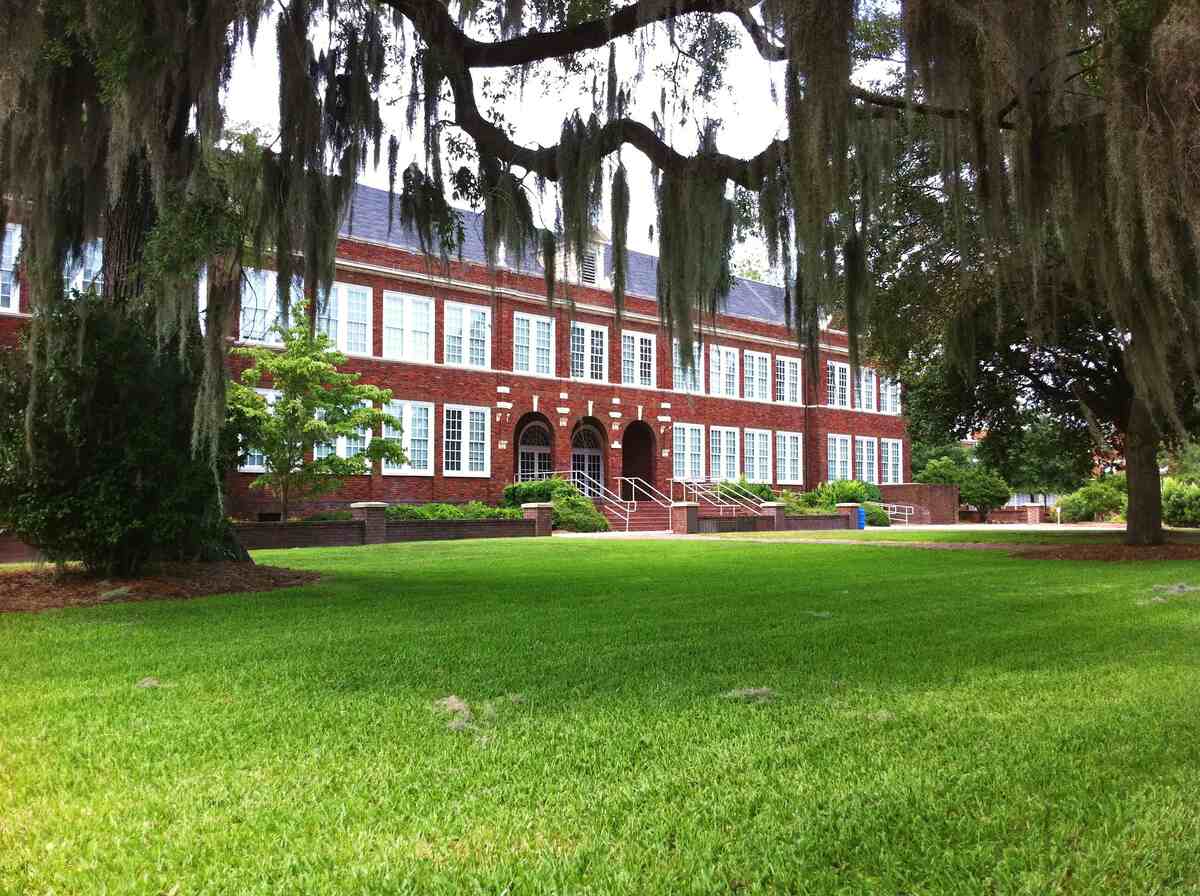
<box><xmin>233</xmin><ymin>520</ymin><xmax>366</xmax><ymax>551</ymax></box>
<box><xmin>781</xmin><ymin>514</ymin><xmax>852</xmax><ymax>531</ymax></box>
<box><xmin>0</xmin><ymin>534</ymin><xmax>40</xmax><ymax>564</ymax></box>
<box><xmin>385</xmin><ymin>519</ymin><xmax>534</xmax><ymax>542</ymax></box>
<box><xmin>878</xmin><ymin>484</ymin><xmax>960</xmax><ymax>524</ymax></box>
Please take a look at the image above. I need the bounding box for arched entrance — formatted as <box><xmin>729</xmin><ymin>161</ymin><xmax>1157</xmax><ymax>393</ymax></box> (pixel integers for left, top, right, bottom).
<box><xmin>516</xmin><ymin>419</ymin><xmax>554</xmax><ymax>481</ymax></box>
<box><xmin>571</xmin><ymin>423</ymin><xmax>605</xmax><ymax>496</ymax></box>
<box><xmin>620</xmin><ymin>420</ymin><xmax>656</xmax><ymax>499</ymax></box>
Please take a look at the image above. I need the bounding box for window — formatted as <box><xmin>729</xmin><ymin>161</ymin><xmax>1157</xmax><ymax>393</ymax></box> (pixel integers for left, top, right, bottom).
<box><xmin>513</xmin><ymin>312</ymin><xmax>555</xmax><ymax>376</ymax></box>
<box><xmin>315</xmin><ymin>282</ymin><xmax>372</xmax><ymax>354</ymax></box>
<box><xmin>744</xmin><ymin>351</ymin><xmax>771</xmax><ymax>402</ymax></box>
<box><xmin>827</xmin><ymin>434</ymin><xmax>851</xmax><ymax>481</ymax></box>
<box><xmin>239</xmin><ymin>389</ymin><xmax>278</xmax><ymax>473</ymax></box>
<box><xmin>744</xmin><ymin>429</ymin><xmax>772</xmax><ymax>483</ymax></box>
<box><xmin>881</xmin><ymin>438</ymin><xmax>904</xmax><ymax>484</ymax></box>
<box><xmin>776</xmin><ymin>432</ymin><xmax>804</xmax><ymax>485</ymax></box>
<box><xmin>1</xmin><ymin>224</ymin><xmax>20</xmax><ymax>312</ymax></box>
<box><xmin>65</xmin><ymin>241</ymin><xmax>104</xmax><ymax>294</ymax></box>
<box><xmin>672</xmin><ymin>340</ymin><xmax>704</xmax><ymax>394</ymax></box>
<box><xmin>855</xmin><ymin>436</ymin><xmax>878</xmax><ymax>484</ymax></box>
<box><xmin>710</xmin><ymin>426</ymin><xmax>740</xmax><ymax>481</ymax></box>
<box><xmin>855</xmin><ymin>367</ymin><xmax>877</xmax><ymax>411</ymax></box>
<box><xmin>310</xmin><ymin>402</ymin><xmax>372</xmax><ymax>472</ymax></box>
<box><xmin>383</xmin><ymin>400</ymin><xmax>434</xmax><ymax>475</ymax></box>
<box><xmin>826</xmin><ymin>361</ymin><xmax>850</xmax><ymax>408</ymax></box>
<box><xmin>443</xmin><ymin>404</ymin><xmax>490</xmax><ymax>476</ymax></box>
<box><xmin>382</xmin><ymin>292</ymin><xmax>434</xmax><ymax>363</ymax></box>
<box><xmin>880</xmin><ymin>378</ymin><xmax>903</xmax><ymax>415</ymax></box>
<box><xmin>345</xmin><ymin>403</ymin><xmax>371</xmax><ymax>461</ymax></box>
<box><xmin>775</xmin><ymin>357</ymin><xmax>801</xmax><ymax>405</ymax></box>
<box><xmin>570</xmin><ymin>321</ymin><xmax>608</xmax><ymax>382</ymax></box>
<box><xmin>240</xmin><ymin>269</ymin><xmax>286</xmax><ymax>344</ymax></box>
<box><xmin>517</xmin><ymin>423</ymin><xmax>554</xmax><ymax>480</ymax></box>
<box><xmin>621</xmin><ymin>331</ymin><xmax>656</xmax><ymax>388</ymax></box>
<box><xmin>444</xmin><ymin>302</ymin><xmax>491</xmax><ymax>369</ymax></box>
<box><xmin>709</xmin><ymin>345</ymin><xmax>739</xmax><ymax>398</ymax></box>
<box><xmin>672</xmin><ymin>423</ymin><xmax>704</xmax><ymax>481</ymax></box>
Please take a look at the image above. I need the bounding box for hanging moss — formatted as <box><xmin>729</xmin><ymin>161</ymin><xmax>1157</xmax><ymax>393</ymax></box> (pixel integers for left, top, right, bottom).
<box><xmin>610</xmin><ymin>161</ymin><xmax>630</xmax><ymax>319</ymax></box>
<box><xmin>479</xmin><ymin>154</ymin><xmax>538</xmax><ymax>271</ymax></box>
<box><xmin>556</xmin><ymin>112</ymin><xmax>605</xmax><ymax>279</ymax></box>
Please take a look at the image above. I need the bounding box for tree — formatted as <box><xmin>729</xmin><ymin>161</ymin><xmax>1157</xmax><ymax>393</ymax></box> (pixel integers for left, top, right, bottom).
<box><xmin>228</xmin><ymin>310</ymin><xmax>405</xmax><ymax>520</ymax></box>
<box><xmin>1</xmin><ymin>0</ymin><xmax>1196</xmax><ymax>558</ymax></box>
<box><xmin>0</xmin><ymin>297</ymin><xmax>243</xmax><ymax>576</ymax></box>
<box><xmin>975</xmin><ymin>417</ymin><xmax>1094</xmax><ymax>502</ymax></box>
<box><xmin>916</xmin><ymin>457</ymin><xmax>1011</xmax><ymax>523</ymax></box>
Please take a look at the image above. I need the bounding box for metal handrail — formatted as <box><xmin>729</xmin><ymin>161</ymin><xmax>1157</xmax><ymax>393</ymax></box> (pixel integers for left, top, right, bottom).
<box><xmin>883</xmin><ymin>502</ymin><xmax>914</xmax><ymax>525</ymax></box>
<box><xmin>706</xmin><ymin>479</ymin><xmax>773</xmax><ymax>515</ymax></box>
<box><xmin>669</xmin><ymin>479</ymin><xmax>742</xmax><ymax>516</ymax></box>
<box><xmin>512</xmin><ymin>469</ymin><xmax>633</xmax><ymax>530</ymax></box>
<box><xmin>615</xmin><ymin>476</ymin><xmax>672</xmax><ymax>508</ymax></box>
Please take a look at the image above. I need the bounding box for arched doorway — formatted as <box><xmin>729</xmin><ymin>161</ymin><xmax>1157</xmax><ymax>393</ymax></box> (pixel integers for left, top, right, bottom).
<box><xmin>571</xmin><ymin>423</ymin><xmax>605</xmax><ymax>496</ymax></box>
<box><xmin>620</xmin><ymin>420</ymin><xmax>656</xmax><ymax>499</ymax></box>
<box><xmin>516</xmin><ymin>419</ymin><xmax>554</xmax><ymax>481</ymax></box>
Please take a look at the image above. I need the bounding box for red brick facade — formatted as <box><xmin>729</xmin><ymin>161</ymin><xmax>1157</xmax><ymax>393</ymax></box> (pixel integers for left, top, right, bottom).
<box><xmin>0</xmin><ymin>232</ymin><xmax>911</xmax><ymax>518</ymax></box>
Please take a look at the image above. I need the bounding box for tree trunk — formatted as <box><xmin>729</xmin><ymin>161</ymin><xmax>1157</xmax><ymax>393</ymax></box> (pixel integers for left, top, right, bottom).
<box><xmin>1124</xmin><ymin>397</ymin><xmax>1164</xmax><ymax>546</ymax></box>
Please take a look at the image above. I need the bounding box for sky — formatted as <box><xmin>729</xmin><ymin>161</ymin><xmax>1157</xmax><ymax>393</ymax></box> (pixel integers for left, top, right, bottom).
<box><xmin>222</xmin><ymin>10</ymin><xmax>895</xmax><ymax>269</ymax></box>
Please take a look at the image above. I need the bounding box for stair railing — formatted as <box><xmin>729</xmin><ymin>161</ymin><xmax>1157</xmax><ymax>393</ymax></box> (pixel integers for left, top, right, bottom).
<box><xmin>614</xmin><ymin>477</ymin><xmax>672</xmax><ymax>508</ymax></box>
<box><xmin>706</xmin><ymin>479</ymin><xmax>772</xmax><ymax>515</ymax></box>
<box><xmin>669</xmin><ymin>479</ymin><xmax>742</xmax><ymax>516</ymax></box>
<box><xmin>883</xmin><ymin>502</ymin><xmax>914</xmax><ymax>525</ymax></box>
<box><xmin>513</xmin><ymin>469</ymin><xmax>634</xmax><ymax>531</ymax></box>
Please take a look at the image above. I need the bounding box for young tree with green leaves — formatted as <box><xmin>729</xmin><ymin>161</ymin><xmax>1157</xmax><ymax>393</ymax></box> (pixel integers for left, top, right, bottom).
<box><xmin>228</xmin><ymin>310</ymin><xmax>405</xmax><ymax>521</ymax></box>
<box><xmin>916</xmin><ymin>457</ymin><xmax>1011</xmax><ymax>523</ymax></box>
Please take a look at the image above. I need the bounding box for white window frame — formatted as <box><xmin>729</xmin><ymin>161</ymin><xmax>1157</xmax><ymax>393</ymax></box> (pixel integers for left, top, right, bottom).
<box><xmin>855</xmin><ymin>367</ymin><xmax>878</xmax><ymax>411</ymax></box>
<box><xmin>880</xmin><ymin>378</ymin><xmax>903</xmax><ymax>415</ymax></box>
<box><xmin>65</xmin><ymin>240</ymin><xmax>104</xmax><ymax>295</ymax></box>
<box><xmin>744</xmin><ymin>428</ymin><xmax>772</xmax><ymax>483</ymax></box>
<box><xmin>709</xmin><ymin>345</ymin><xmax>740</xmax><ymax>398</ymax></box>
<box><xmin>672</xmin><ymin>339</ymin><xmax>704</xmax><ymax>394</ymax></box>
<box><xmin>776</xmin><ymin>431</ymin><xmax>804</xmax><ymax>486</ymax></box>
<box><xmin>0</xmin><ymin>223</ymin><xmax>21</xmax><ymax>314</ymax></box>
<box><xmin>382</xmin><ymin>291</ymin><xmax>435</xmax><ymax>363</ymax></box>
<box><xmin>239</xmin><ymin>268</ymin><xmax>289</xmax><ymax>346</ymax></box>
<box><xmin>559</xmin><ymin>244</ymin><xmax>607</xmax><ymax>288</ymax></box>
<box><xmin>444</xmin><ymin>302</ymin><xmax>492</xmax><ymax>370</ymax></box>
<box><xmin>827</xmin><ymin>433</ymin><xmax>851</xmax><ymax>482</ymax></box>
<box><xmin>826</xmin><ymin>361</ymin><xmax>850</xmax><ymax>408</ymax></box>
<box><xmin>672</xmin><ymin>423</ymin><xmax>705</xmax><ymax>481</ymax></box>
<box><xmin>881</xmin><ymin>438</ymin><xmax>904</xmax><ymax>484</ymax></box>
<box><xmin>443</xmin><ymin>404</ymin><xmax>491</xmax><ymax>477</ymax></box>
<box><xmin>383</xmin><ymin>400</ymin><xmax>435</xmax><ymax>476</ymax></box>
<box><xmin>709</xmin><ymin>426</ymin><xmax>740</xmax><ymax>482</ymax></box>
<box><xmin>621</xmin><ymin>330</ymin><xmax>656</xmax><ymax>389</ymax></box>
<box><xmin>570</xmin><ymin>321</ymin><xmax>609</xmax><ymax>383</ymax></box>
<box><xmin>316</xmin><ymin>281</ymin><xmax>374</xmax><ymax>356</ymax></box>
<box><xmin>743</xmin><ymin>351</ymin><xmax>772</xmax><ymax>403</ymax></box>
<box><xmin>855</xmin><ymin>436</ymin><xmax>879</xmax><ymax>484</ymax></box>
<box><xmin>513</xmin><ymin>311</ymin><xmax>555</xmax><ymax>377</ymax></box>
<box><xmin>774</xmin><ymin>356</ymin><xmax>802</xmax><ymax>405</ymax></box>
<box><xmin>238</xmin><ymin>389</ymin><xmax>279</xmax><ymax>474</ymax></box>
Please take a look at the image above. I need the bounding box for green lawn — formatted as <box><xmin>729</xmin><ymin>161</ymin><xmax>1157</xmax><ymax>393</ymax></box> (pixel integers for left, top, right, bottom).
<box><xmin>721</xmin><ymin>526</ymin><xmax>1200</xmax><ymax>545</ymax></box>
<box><xmin>3</xmin><ymin>538</ymin><xmax>1200</xmax><ymax>894</ymax></box>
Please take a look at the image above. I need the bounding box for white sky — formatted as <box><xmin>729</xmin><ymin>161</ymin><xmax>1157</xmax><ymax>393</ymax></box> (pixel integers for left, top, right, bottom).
<box><xmin>223</xmin><ymin>12</ymin><xmax>896</xmax><ymax>267</ymax></box>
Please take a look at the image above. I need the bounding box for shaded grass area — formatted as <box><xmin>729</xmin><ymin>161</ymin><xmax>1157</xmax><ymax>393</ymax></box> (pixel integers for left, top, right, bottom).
<box><xmin>719</xmin><ymin>526</ymin><xmax>1194</xmax><ymax>545</ymax></box>
<box><xmin>3</xmin><ymin>538</ymin><xmax>1200</xmax><ymax>894</ymax></box>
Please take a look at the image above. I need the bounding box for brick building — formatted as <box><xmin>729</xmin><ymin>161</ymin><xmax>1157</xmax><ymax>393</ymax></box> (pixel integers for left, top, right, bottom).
<box><xmin>0</xmin><ymin>184</ymin><xmax>909</xmax><ymax>520</ymax></box>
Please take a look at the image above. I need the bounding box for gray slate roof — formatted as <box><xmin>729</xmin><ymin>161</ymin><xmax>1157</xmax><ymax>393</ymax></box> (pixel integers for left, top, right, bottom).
<box><xmin>341</xmin><ymin>183</ymin><xmax>789</xmax><ymax>327</ymax></box>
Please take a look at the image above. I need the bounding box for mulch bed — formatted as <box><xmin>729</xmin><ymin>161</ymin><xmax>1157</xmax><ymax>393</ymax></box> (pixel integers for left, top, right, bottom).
<box><xmin>0</xmin><ymin>561</ymin><xmax>320</xmax><ymax>614</ymax></box>
<box><xmin>1010</xmin><ymin>543</ymin><xmax>1200</xmax><ymax>562</ymax></box>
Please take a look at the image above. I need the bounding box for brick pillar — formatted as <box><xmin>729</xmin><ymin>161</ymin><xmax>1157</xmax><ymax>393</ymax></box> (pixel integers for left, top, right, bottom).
<box><xmin>522</xmin><ymin>502</ymin><xmax>554</xmax><ymax>537</ymax></box>
<box><xmin>671</xmin><ymin>501</ymin><xmax>699</xmax><ymax>534</ymax></box>
<box><xmin>835</xmin><ymin>502</ymin><xmax>863</xmax><ymax>530</ymax></box>
<box><xmin>761</xmin><ymin>501</ymin><xmax>787</xmax><ymax>531</ymax></box>
<box><xmin>350</xmin><ymin>502</ymin><xmax>388</xmax><ymax>544</ymax></box>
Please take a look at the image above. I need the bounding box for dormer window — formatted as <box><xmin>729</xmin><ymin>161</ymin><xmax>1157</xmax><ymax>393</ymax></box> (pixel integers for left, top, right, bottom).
<box><xmin>557</xmin><ymin>242</ymin><xmax>607</xmax><ymax>288</ymax></box>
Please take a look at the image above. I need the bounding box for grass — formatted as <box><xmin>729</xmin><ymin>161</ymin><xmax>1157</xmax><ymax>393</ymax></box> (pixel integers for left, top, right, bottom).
<box><xmin>3</xmin><ymin>537</ymin><xmax>1200</xmax><ymax>893</ymax></box>
<box><xmin>722</xmin><ymin>526</ymin><xmax>1200</xmax><ymax>545</ymax></box>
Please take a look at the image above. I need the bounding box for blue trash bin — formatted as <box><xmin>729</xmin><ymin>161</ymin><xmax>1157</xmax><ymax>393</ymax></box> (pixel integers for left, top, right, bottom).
<box><xmin>855</xmin><ymin>506</ymin><xmax>866</xmax><ymax>529</ymax></box>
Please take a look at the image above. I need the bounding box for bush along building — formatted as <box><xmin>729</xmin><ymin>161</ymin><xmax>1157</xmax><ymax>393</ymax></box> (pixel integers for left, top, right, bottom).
<box><xmin>0</xmin><ymin>185</ymin><xmax>910</xmax><ymax>528</ymax></box>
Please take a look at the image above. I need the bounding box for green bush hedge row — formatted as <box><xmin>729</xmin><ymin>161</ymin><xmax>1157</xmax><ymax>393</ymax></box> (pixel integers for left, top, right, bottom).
<box><xmin>501</xmin><ymin>477</ymin><xmax>610</xmax><ymax>532</ymax></box>
<box><xmin>1055</xmin><ymin>480</ymin><xmax>1127</xmax><ymax>523</ymax></box>
<box><xmin>1162</xmin><ymin>478</ymin><xmax>1200</xmax><ymax>528</ymax></box>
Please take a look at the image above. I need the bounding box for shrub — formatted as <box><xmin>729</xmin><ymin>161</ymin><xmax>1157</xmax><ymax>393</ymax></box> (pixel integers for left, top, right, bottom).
<box><xmin>384</xmin><ymin>502</ymin><xmax>522</xmax><ymax>522</ymax></box>
<box><xmin>812</xmin><ymin>479</ymin><xmax>884</xmax><ymax>506</ymax></box>
<box><xmin>502</xmin><ymin>477</ymin><xmax>577</xmax><ymax>507</ymax></box>
<box><xmin>0</xmin><ymin>298</ymin><xmax>239</xmax><ymax>576</ymax></box>
<box><xmin>1161</xmin><ymin>478</ymin><xmax>1200</xmax><ymax>528</ymax></box>
<box><xmin>1055</xmin><ymin>480</ymin><xmax>1126</xmax><ymax>523</ymax></box>
<box><xmin>551</xmin><ymin>492</ymin><xmax>610</xmax><ymax>532</ymax></box>
<box><xmin>303</xmin><ymin>510</ymin><xmax>353</xmax><ymax>522</ymax></box>
<box><xmin>863</xmin><ymin>502</ymin><xmax>892</xmax><ymax>527</ymax></box>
